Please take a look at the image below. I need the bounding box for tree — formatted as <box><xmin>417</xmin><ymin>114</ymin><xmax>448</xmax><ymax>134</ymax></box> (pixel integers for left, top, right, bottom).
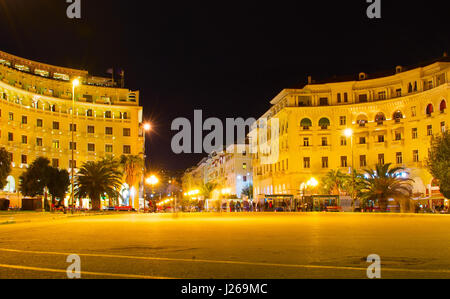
<box><xmin>19</xmin><ymin>157</ymin><xmax>52</xmax><ymax>197</ymax></box>
<box><xmin>47</xmin><ymin>168</ymin><xmax>70</xmax><ymax>207</ymax></box>
<box><xmin>427</xmin><ymin>130</ymin><xmax>450</xmax><ymax>199</ymax></box>
<box><xmin>241</xmin><ymin>184</ymin><xmax>253</xmax><ymax>199</ymax></box>
<box><xmin>75</xmin><ymin>160</ymin><xmax>122</xmax><ymax>211</ymax></box>
<box><xmin>321</xmin><ymin>170</ymin><xmax>350</xmax><ymax>195</ymax></box>
<box><xmin>0</xmin><ymin>148</ymin><xmax>12</xmax><ymax>190</ymax></box>
<box><xmin>358</xmin><ymin>164</ymin><xmax>414</xmax><ymax>212</ymax></box>
<box><xmin>120</xmin><ymin>155</ymin><xmax>144</xmax><ymax>208</ymax></box>
<box><xmin>200</xmin><ymin>182</ymin><xmax>217</xmax><ymax>199</ymax></box>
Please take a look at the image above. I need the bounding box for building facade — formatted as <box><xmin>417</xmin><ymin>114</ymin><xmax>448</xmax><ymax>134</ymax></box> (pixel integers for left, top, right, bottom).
<box><xmin>0</xmin><ymin>50</ymin><xmax>144</xmax><ymax>209</ymax></box>
<box><xmin>250</xmin><ymin>59</ymin><xmax>449</xmax><ymax>205</ymax></box>
<box><xmin>183</xmin><ymin>144</ymin><xmax>253</xmax><ymax>199</ymax></box>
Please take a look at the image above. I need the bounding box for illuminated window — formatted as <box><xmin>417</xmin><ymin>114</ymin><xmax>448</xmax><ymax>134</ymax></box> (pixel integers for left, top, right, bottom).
<box><xmin>52</xmin><ymin>140</ymin><xmax>60</xmax><ymax>149</ymax></box>
<box><xmin>243</xmin><ymin>163</ymin><xmax>247</xmax><ymax>170</ymax></box>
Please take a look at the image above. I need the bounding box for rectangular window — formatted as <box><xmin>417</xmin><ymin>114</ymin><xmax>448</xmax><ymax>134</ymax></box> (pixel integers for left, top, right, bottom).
<box><xmin>396</xmin><ymin>152</ymin><xmax>403</xmax><ymax>164</ymax></box>
<box><xmin>321</xmin><ymin>137</ymin><xmax>328</xmax><ymax>146</ymax></box>
<box><xmin>303</xmin><ymin>157</ymin><xmax>311</xmax><ymax>169</ymax></box>
<box><xmin>337</xmin><ymin>93</ymin><xmax>341</xmax><ymax>103</ymax></box>
<box><xmin>52</xmin><ymin>122</ymin><xmax>59</xmax><ymax>130</ymax></box>
<box><xmin>21</xmin><ymin>155</ymin><xmax>27</xmax><ymax>164</ymax></box>
<box><xmin>36</xmin><ymin>138</ymin><xmax>43</xmax><ymax>147</ymax></box>
<box><xmin>88</xmin><ymin>125</ymin><xmax>95</xmax><ymax>134</ymax></box>
<box><xmin>52</xmin><ymin>140</ymin><xmax>60</xmax><ymax>149</ymax></box>
<box><xmin>378</xmin><ymin>91</ymin><xmax>386</xmax><ymax>100</ymax></box>
<box><xmin>344</xmin><ymin>93</ymin><xmax>348</xmax><ymax>102</ymax></box>
<box><xmin>359</xmin><ymin>137</ymin><xmax>366</xmax><ymax>144</ymax></box>
<box><xmin>123</xmin><ymin>128</ymin><xmax>131</xmax><ymax>136</ymax></box>
<box><xmin>360</xmin><ymin>155</ymin><xmax>367</xmax><ymax>167</ymax></box>
<box><xmin>303</xmin><ymin>138</ymin><xmax>310</xmax><ymax>147</ymax></box>
<box><xmin>88</xmin><ymin>143</ymin><xmax>95</xmax><ymax>152</ymax></box>
<box><xmin>105</xmin><ymin>127</ymin><xmax>113</xmax><ymax>135</ymax></box>
<box><xmin>37</xmin><ymin>119</ymin><xmax>43</xmax><ymax>127</ymax></box>
<box><xmin>52</xmin><ymin>159</ymin><xmax>59</xmax><ymax>168</ymax></box>
<box><xmin>322</xmin><ymin>157</ymin><xmax>329</xmax><ymax>168</ymax></box>
<box><xmin>8</xmin><ymin>132</ymin><xmax>13</xmax><ymax>141</ymax></box>
<box><xmin>378</xmin><ymin>135</ymin><xmax>385</xmax><ymax>143</ymax></box>
<box><xmin>358</xmin><ymin>94</ymin><xmax>368</xmax><ymax>103</ymax></box>
<box><xmin>243</xmin><ymin>163</ymin><xmax>247</xmax><ymax>170</ymax></box>
<box><xmin>319</xmin><ymin>98</ymin><xmax>329</xmax><ymax>106</ymax></box>
<box><xmin>8</xmin><ymin>112</ymin><xmax>13</xmax><ymax>121</ymax></box>
<box><xmin>378</xmin><ymin>154</ymin><xmax>385</xmax><ymax>165</ymax></box>
<box><xmin>105</xmin><ymin>111</ymin><xmax>112</xmax><ymax>118</ymax></box>
<box><xmin>395</xmin><ymin>132</ymin><xmax>402</xmax><ymax>141</ymax></box>
<box><xmin>441</xmin><ymin>122</ymin><xmax>446</xmax><ymax>133</ymax></box>
<box><xmin>341</xmin><ymin>156</ymin><xmax>348</xmax><ymax>168</ymax></box>
<box><xmin>396</xmin><ymin>89</ymin><xmax>402</xmax><ymax>97</ymax></box>
<box><xmin>341</xmin><ymin>137</ymin><xmax>347</xmax><ymax>146</ymax></box>
<box><xmin>413</xmin><ymin>150</ymin><xmax>419</xmax><ymax>163</ymax></box>
<box><xmin>412</xmin><ymin>128</ymin><xmax>418</xmax><ymax>139</ymax></box>
<box><xmin>70</xmin><ymin>124</ymin><xmax>77</xmax><ymax>132</ymax></box>
<box><xmin>123</xmin><ymin>145</ymin><xmax>131</xmax><ymax>154</ymax></box>
<box><xmin>22</xmin><ymin>116</ymin><xmax>27</xmax><ymax>124</ymax></box>
<box><xmin>69</xmin><ymin>142</ymin><xmax>77</xmax><ymax>150</ymax></box>
<box><xmin>69</xmin><ymin>160</ymin><xmax>77</xmax><ymax>169</ymax></box>
<box><xmin>22</xmin><ymin>135</ymin><xmax>27</xmax><ymax>144</ymax></box>
<box><xmin>427</xmin><ymin>125</ymin><xmax>433</xmax><ymax>136</ymax></box>
<box><xmin>105</xmin><ymin>144</ymin><xmax>113</xmax><ymax>153</ymax></box>
<box><xmin>340</xmin><ymin>116</ymin><xmax>346</xmax><ymax>126</ymax></box>
<box><xmin>411</xmin><ymin>106</ymin><xmax>417</xmax><ymax>117</ymax></box>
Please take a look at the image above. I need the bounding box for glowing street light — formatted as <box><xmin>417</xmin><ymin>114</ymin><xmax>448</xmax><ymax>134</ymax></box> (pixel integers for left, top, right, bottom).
<box><xmin>143</xmin><ymin>122</ymin><xmax>152</xmax><ymax>132</ymax></box>
<box><xmin>307</xmin><ymin>178</ymin><xmax>319</xmax><ymax>188</ymax></box>
<box><xmin>146</xmin><ymin>175</ymin><xmax>159</xmax><ymax>186</ymax></box>
<box><xmin>344</xmin><ymin>128</ymin><xmax>353</xmax><ymax>137</ymax></box>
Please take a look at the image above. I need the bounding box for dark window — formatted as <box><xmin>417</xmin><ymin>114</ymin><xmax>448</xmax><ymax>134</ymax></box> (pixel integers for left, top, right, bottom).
<box><xmin>341</xmin><ymin>156</ymin><xmax>348</xmax><ymax>168</ymax></box>
<box><xmin>322</xmin><ymin>157</ymin><xmax>329</xmax><ymax>168</ymax></box>
<box><xmin>37</xmin><ymin>119</ymin><xmax>43</xmax><ymax>127</ymax></box>
<box><xmin>303</xmin><ymin>157</ymin><xmax>310</xmax><ymax>169</ymax></box>
<box><xmin>319</xmin><ymin>98</ymin><xmax>329</xmax><ymax>106</ymax></box>
<box><xmin>88</xmin><ymin>126</ymin><xmax>95</xmax><ymax>134</ymax></box>
<box><xmin>52</xmin><ymin>122</ymin><xmax>59</xmax><ymax>130</ymax></box>
<box><xmin>88</xmin><ymin>143</ymin><xmax>95</xmax><ymax>152</ymax></box>
<box><xmin>105</xmin><ymin>127</ymin><xmax>113</xmax><ymax>135</ymax></box>
<box><xmin>123</xmin><ymin>145</ymin><xmax>131</xmax><ymax>154</ymax></box>
<box><xmin>123</xmin><ymin>128</ymin><xmax>131</xmax><ymax>136</ymax></box>
<box><xmin>22</xmin><ymin>116</ymin><xmax>27</xmax><ymax>124</ymax></box>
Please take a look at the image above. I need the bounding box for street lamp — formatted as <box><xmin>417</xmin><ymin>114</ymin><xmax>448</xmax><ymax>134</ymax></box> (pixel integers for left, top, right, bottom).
<box><xmin>344</xmin><ymin>128</ymin><xmax>356</xmax><ymax>209</ymax></box>
<box><xmin>145</xmin><ymin>175</ymin><xmax>159</xmax><ymax>212</ymax></box>
<box><xmin>70</xmin><ymin>78</ymin><xmax>80</xmax><ymax>213</ymax></box>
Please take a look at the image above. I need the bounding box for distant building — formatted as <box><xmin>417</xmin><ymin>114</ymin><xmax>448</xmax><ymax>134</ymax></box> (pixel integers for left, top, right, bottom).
<box><xmin>183</xmin><ymin>144</ymin><xmax>253</xmax><ymax>199</ymax></box>
<box><xmin>0</xmin><ymin>50</ymin><xmax>144</xmax><ymax>209</ymax></box>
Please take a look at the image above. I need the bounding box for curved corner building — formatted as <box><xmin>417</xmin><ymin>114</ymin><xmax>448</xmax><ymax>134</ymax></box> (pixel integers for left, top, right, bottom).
<box><xmin>251</xmin><ymin>58</ymin><xmax>449</xmax><ymax>208</ymax></box>
<box><xmin>0</xmin><ymin>50</ymin><xmax>144</xmax><ymax>208</ymax></box>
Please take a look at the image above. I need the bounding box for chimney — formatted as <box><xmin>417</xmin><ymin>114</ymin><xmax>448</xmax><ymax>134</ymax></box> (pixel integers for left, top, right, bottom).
<box><xmin>307</xmin><ymin>76</ymin><xmax>312</xmax><ymax>84</ymax></box>
<box><xmin>395</xmin><ymin>66</ymin><xmax>403</xmax><ymax>74</ymax></box>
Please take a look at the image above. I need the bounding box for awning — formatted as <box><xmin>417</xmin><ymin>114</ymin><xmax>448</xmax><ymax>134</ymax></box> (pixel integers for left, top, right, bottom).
<box><xmin>300</xmin><ymin>118</ymin><xmax>312</xmax><ymax>127</ymax></box>
<box><xmin>318</xmin><ymin>118</ymin><xmax>330</xmax><ymax>127</ymax></box>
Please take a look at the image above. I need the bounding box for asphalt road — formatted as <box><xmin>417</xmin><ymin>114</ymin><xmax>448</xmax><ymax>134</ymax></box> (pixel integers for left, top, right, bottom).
<box><xmin>0</xmin><ymin>212</ymin><xmax>449</xmax><ymax>279</ymax></box>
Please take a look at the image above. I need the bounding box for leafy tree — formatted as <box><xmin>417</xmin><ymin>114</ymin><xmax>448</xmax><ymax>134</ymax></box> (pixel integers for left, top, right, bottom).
<box><xmin>358</xmin><ymin>164</ymin><xmax>413</xmax><ymax>212</ymax></box>
<box><xmin>321</xmin><ymin>170</ymin><xmax>350</xmax><ymax>195</ymax></box>
<box><xmin>120</xmin><ymin>155</ymin><xmax>144</xmax><ymax>207</ymax></box>
<box><xmin>0</xmin><ymin>148</ymin><xmax>12</xmax><ymax>190</ymax></box>
<box><xmin>19</xmin><ymin>157</ymin><xmax>52</xmax><ymax>197</ymax></box>
<box><xmin>75</xmin><ymin>160</ymin><xmax>122</xmax><ymax>211</ymax></box>
<box><xmin>47</xmin><ymin>168</ymin><xmax>70</xmax><ymax>207</ymax></box>
<box><xmin>200</xmin><ymin>182</ymin><xmax>218</xmax><ymax>199</ymax></box>
<box><xmin>427</xmin><ymin>130</ymin><xmax>450</xmax><ymax>199</ymax></box>
<box><xmin>241</xmin><ymin>184</ymin><xmax>253</xmax><ymax>199</ymax></box>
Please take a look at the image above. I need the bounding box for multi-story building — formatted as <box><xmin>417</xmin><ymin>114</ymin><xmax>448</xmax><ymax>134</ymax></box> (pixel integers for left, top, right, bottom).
<box><xmin>183</xmin><ymin>144</ymin><xmax>253</xmax><ymax>199</ymax></box>
<box><xmin>250</xmin><ymin>57</ymin><xmax>449</xmax><ymax>207</ymax></box>
<box><xmin>0</xmin><ymin>50</ymin><xmax>144</xmax><ymax>209</ymax></box>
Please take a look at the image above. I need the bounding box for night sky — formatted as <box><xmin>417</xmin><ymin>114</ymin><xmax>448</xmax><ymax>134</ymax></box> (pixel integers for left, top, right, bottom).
<box><xmin>0</xmin><ymin>0</ymin><xmax>448</xmax><ymax>172</ymax></box>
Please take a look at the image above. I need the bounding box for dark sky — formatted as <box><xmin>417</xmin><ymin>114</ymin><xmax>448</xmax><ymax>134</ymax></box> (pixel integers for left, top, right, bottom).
<box><xmin>0</xmin><ymin>0</ymin><xmax>448</xmax><ymax>172</ymax></box>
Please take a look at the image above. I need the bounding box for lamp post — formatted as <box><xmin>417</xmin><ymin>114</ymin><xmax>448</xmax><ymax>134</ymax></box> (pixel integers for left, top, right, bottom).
<box><xmin>344</xmin><ymin>128</ymin><xmax>355</xmax><ymax>209</ymax></box>
<box><xmin>71</xmin><ymin>79</ymin><xmax>80</xmax><ymax>214</ymax></box>
<box><xmin>145</xmin><ymin>175</ymin><xmax>159</xmax><ymax>212</ymax></box>
<box><xmin>141</xmin><ymin>123</ymin><xmax>152</xmax><ymax>211</ymax></box>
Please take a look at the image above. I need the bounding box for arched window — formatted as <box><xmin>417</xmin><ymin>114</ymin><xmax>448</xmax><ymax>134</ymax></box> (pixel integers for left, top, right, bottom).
<box><xmin>50</xmin><ymin>104</ymin><xmax>56</xmax><ymax>112</ymax></box>
<box><xmin>440</xmin><ymin>100</ymin><xmax>447</xmax><ymax>113</ymax></box>
<box><xmin>356</xmin><ymin>114</ymin><xmax>368</xmax><ymax>127</ymax></box>
<box><xmin>318</xmin><ymin>118</ymin><xmax>330</xmax><ymax>129</ymax></box>
<box><xmin>375</xmin><ymin>113</ymin><xmax>386</xmax><ymax>125</ymax></box>
<box><xmin>393</xmin><ymin>111</ymin><xmax>403</xmax><ymax>122</ymax></box>
<box><xmin>122</xmin><ymin>112</ymin><xmax>128</xmax><ymax>120</ymax></box>
<box><xmin>426</xmin><ymin>104</ymin><xmax>434</xmax><ymax>116</ymax></box>
<box><xmin>300</xmin><ymin>118</ymin><xmax>312</xmax><ymax>130</ymax></box>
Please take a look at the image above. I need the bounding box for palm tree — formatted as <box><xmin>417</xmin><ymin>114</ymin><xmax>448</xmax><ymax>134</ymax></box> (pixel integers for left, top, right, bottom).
<box><xmin>75</xmin><ymin>161</ymin><xmax>123</xmax><ymax>211</ymax></box>
<box><xmin>200</xmin><ymin>182</ymin><xmax>218</xmax><ymax>199</ymax></box>
<box><xmin>120</xmin><ymin>155</ymin><xmax>144</xmax><ymax>208</ymax></box>
<box><xmin>358</xmin><ymin>163</ymin><xmax>414</xmax><ymax>212</ymax></box>
<box><xmin>321</xmin><ymin>170</ymin><xmax>350</xmax><ymax>195</ymax></box>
